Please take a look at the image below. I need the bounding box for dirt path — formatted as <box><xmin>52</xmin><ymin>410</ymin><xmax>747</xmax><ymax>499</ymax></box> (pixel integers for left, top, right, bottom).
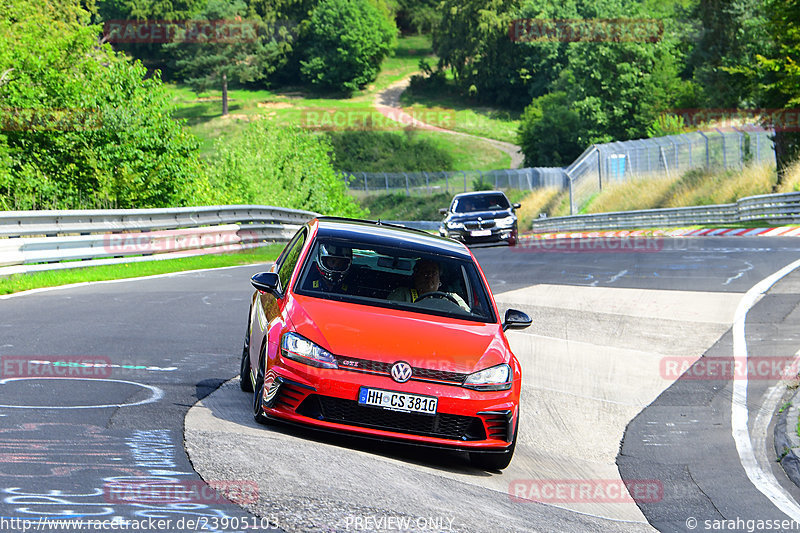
<box><xmin>373</xmin><ymin>76</ymin><xmax>525</xmax><ymax>169</ymax></box>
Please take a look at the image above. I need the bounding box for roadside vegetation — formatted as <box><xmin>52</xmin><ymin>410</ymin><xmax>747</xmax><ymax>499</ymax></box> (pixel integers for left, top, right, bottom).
<box><xmin>359</xmin><ymin>160</ymin><xmax>799</xmax><ymax>230</ymax></box>
<box><xmin>510</xmin><ymin>162</ymin><xmax>800</xmax><ymax>220</ymax></box>
<box><xmin>0</xmin><ymin>246</ymin><xmax>283</xmax><ymax>295</ymax></box>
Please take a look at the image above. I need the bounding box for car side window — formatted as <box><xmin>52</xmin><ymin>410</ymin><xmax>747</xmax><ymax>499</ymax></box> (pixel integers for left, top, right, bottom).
<box><xmin>277</xmin><ymin>229</ymin><xmax>306</xmax><ymax>292</ymax></box>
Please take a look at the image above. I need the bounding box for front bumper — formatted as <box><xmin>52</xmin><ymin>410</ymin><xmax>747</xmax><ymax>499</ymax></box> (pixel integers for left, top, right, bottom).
<box><xmin>440</xmin><ymin>226</ymin><xmax>517</xmax><ymax>244</ymax></box>
<box><xmin>259</xmin><ymin>357</ymin><xmax>519</xmax><ymax>451</ymax></box>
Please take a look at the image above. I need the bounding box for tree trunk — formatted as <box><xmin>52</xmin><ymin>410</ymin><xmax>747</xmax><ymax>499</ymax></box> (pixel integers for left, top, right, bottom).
<box><xmin>772</xmin><ymin>130</ymin><xmax>800</xmax><ymax>192</ymax></box>
<box><xmin>222</xmin><ymin>73</ymin><xmax>228</xmax><ymax>116</ymax></box>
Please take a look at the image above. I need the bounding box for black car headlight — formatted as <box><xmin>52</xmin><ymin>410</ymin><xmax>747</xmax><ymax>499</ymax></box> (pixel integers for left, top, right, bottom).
<box><xmin>463</xmin><ymin>363</ymin><xmax>512</xmax><ymax>391</ymax></box>
<box><xmin>446</xmin><ymin>220</ymin><xmax>465</xmax><ymax>230</ymax></box>
<box><xmin>281</xmin><ymin>332</ymin><xmax>338</xmax><ymax>369</ymax></box>
<box><xmin>496</xmin><ymin>215</ymin><xmax>516</xmax><ymax>228</ymax></box>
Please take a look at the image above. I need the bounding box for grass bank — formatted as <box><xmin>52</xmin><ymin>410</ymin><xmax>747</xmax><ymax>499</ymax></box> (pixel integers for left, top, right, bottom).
<box><xmin>0</xmin><ymin>246</ymin><xmax>283</xmax><ymax>295</ymax></box>
<box><xmin>167</xmin><ymin>35</ymin><xmax>513</xmax><ymax>171</ymax></box>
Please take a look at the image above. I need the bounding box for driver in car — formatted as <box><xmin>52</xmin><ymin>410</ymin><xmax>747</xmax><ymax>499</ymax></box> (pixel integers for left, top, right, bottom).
<box><xmin>303</xmin><ymin>243</ymin><xmax>354</xmax><ymax>293</ymax></box>
<box><xmin>387</xmin><ymin>259</ymin><xmax>469</xmax><ymax>311</ymax></box>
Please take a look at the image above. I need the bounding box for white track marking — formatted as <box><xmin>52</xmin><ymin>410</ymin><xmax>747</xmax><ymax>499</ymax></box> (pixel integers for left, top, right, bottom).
<box><xmin>724</xmin><ymin>261</ymin><xmax>754</xmax><ymax>286</ymax></box>
<box><xmin>608</xmin><ymin>270</ymin><xmax>628</xmax><ymax>284</ymax></box>
<box><xmin>0</xmin><ymin>377</ymin><xmax>163</xmax><ymax>408</ymax></box>
<box><xmin>731</xmin><ymin>258</ymin><xmax>800</xmax><ymax>521</ymax></box>
<box><xmin>26</xmin><ymin>360</ymin><xmax>177</xmax><ymax>372</ymax></box>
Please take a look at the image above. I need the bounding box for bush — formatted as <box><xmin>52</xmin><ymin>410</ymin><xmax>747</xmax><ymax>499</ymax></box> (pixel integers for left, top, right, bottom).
<box><xmin>517</xmin><ymin>92</ymin><xmax>583</xmax><ymax>167</ymax></box>
<box><xmin>0</xmin><ymin>0</ymin><xmax>209</xmax><ymax>210</ymax></box>
<box><xmin>206</xmin><ymin>122</ymin><xmax>365</xmax><ymax>217</ymax></box>
<box><xmin>300</xmin><ymin>0</ymin><xmax>397</xmax><ymax>93</ymax></box>
<box><xmin>326</xmin><ymin>130</ymin><xmax>453</xmax><ymax>172</ymax></box>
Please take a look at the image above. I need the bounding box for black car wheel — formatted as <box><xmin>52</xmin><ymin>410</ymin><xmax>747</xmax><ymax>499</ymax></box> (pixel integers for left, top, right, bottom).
<box><xmin>252</xmin><ymin>345</ymin><xmax>270</xmax><ymax>425</ymax></box>
<box><xmin>239</xmin><ymin>320</ymin><xmax>253</xmax><ymax>392</ymax></box>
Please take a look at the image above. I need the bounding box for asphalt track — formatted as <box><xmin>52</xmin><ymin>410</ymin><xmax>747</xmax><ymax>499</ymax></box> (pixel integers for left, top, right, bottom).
<box><xmin>0</xmin><ymin>236</ymin><xmax>799</xmax><ymax>532</ymax></box>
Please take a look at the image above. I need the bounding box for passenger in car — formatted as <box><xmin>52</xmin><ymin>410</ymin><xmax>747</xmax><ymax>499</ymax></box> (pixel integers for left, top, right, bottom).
<box><xmin>387</xmin><ymin>259</ymin><xmax>469</xmax><ymax>311</ymax></box>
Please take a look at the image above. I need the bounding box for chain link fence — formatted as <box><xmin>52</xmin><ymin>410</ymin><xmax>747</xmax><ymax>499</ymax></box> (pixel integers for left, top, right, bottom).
<box><xmin>340</xmin><ymin>168</ymin><xmax>567</xmax><ymax>197</ymax></box>
<box><xmin>565</xmin><ymin>127</ymin><xmax>775</xmax><ymax>214</ymax></box>
<box><xmin>342</xmin><ymin>126</ymin><xmax>776</xmax><ymax>214</ymax></box>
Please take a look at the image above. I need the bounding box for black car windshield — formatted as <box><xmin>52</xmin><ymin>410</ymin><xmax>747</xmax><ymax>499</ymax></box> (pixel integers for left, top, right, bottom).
<box><xmin>453</xmin><ymin>193</ymin><xmax>510</xmax><ymax>213</ymax></box>
<box><xmin>295</xmin><ymin>238</ymin><xmax>496</xmax><ymax>323</ymax></box>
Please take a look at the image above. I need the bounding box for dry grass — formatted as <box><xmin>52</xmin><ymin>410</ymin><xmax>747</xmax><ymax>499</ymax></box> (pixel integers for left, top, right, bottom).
<box><xmin>576</xmin><ymin>162</ymin><xmax>780</xmax><ymax>214</ymax></box>
<box><xmin>776</xmin><ymin>158</ymin><xmax>800</xmax><ymax>193</ymax></box>
<box><xmin>664</xmin><ymin>162</ymin><xmax>776</xmax><ymax>207</ymax></box>
<box><xmin>516</xmin><ymin>187</ymin><xmax>562</xmax><ymax>229</ymax></box>
<box><xmin>585</xmin><ymin>175</ymin><xmax>677</xmax><ymax>214</ymax></box>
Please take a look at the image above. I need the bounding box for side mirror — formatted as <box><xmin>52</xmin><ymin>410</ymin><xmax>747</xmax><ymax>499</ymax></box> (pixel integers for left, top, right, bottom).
<box><xmin>502</xmin><ymin>308</ymin><xmax>531</xmax><ymax>331</ymax></box>
<box><xmin>439</xmin><ymin>208</ymin><xmax>448</xmax><ymax>215</ymax></box>
<box><xmin>251</xmin><ymin>272</ymin><xmax>281</xmax><ymax>297</ymax></box>
<box><xmin>512</xmin><ymin>203</ymin><xmax>521</xmax><ymax>209</ymax></box>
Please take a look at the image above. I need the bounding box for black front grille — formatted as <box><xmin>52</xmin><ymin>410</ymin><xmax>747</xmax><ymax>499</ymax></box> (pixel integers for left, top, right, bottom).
<box><xmin>334</xmin><ymin>356</ymin><xmax>466</xmax><ymax>384</ymax></box>
<box><xmin>298</xmin><ymin>395</ymin><xmax>486</xmax><ymax>441</ymax></box>
<box><xmin>464</xmin><ymin>220</ymin><xmax>496</xmax><ymax>231</ymax></box>
<box><xmin>413</xmin><ymin>368</ymin><xmax>466</xmax><ymax>384</ymax></box>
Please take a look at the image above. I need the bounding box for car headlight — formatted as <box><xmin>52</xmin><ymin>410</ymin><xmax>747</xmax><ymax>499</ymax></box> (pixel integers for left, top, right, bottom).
<box><xmin>446</xmin><ymin>220</ymin><xmax>465</xmax><ymax>230</ymax></box>
<box><xmin>281</xmin><ymin>332</ymin><xmax>338</xmax><ymax>369</ymax></box>
<box><xmin>463</xmin><ymin>363</ymin><xmax>512</xmax><ymax>391</ymax></box>
<box><xmin>496</xmin><ymin>215</ymin><xmax>516</xmax><ymax>228</ymax></box>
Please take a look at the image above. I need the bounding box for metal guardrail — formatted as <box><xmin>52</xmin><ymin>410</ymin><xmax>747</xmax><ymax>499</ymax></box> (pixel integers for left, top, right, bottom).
<box><xmin>0</xmin><ymin>205</ymin><xmax>317</xmax><ymax>276</ymax></box>
<box><xmin>0</xmin><ymin>205</ymin><xmax>314</xmax><ymax>237</ymax></box>
<box><xmin>530</xmin><ymin>192</ymin><xmax>800</xmax><ymax>232</ymax></box>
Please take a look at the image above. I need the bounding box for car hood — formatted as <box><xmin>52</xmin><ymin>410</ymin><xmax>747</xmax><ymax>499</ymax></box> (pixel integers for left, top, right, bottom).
<box><xmin>448</xmin><ymin>209</ymin><xmax>513</xmax><ymax>222</ymax></box>
<box><xmin>288</xmin><ymin>295</ymin><xmax>507</xmax><ymax>374</ymax></box>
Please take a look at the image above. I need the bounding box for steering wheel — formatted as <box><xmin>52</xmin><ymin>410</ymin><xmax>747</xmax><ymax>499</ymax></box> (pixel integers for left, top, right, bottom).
<box><xmin>416</xmin><ymin>291</ymin><xmax>460</xmax><ymax>306</ymax></box>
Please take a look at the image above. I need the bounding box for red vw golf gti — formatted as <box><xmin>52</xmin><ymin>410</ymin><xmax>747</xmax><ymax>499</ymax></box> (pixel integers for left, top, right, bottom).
<box><xmin>240</xmin><ymin>217</ymin><xmax>531</xmax><ymax>470</ymax></box>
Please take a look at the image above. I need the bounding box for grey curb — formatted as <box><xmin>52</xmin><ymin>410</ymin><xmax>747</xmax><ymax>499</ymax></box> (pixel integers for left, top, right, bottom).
<box><xmin>775</xmin><ymin>388</ymin><xmax>800</xmax><ymax>487</ymax></box>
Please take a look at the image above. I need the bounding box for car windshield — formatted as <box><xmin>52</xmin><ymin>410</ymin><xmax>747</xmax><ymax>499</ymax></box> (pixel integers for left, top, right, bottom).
<box><xmin>294</xmin><ymin>238</ymin><xmax>496</xmax><ymax>323</ymax></box>
<box><xmin>453</xmin><ymin>194</ymin><xmax>510</xmax><ymax>213</ymax></box>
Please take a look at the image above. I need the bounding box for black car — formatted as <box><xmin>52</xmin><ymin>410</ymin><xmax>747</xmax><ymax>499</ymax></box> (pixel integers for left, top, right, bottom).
<box><xmin>438</xmin><ymin>191</ymin><xmax>520</xmax><ymax>246</ymax></box>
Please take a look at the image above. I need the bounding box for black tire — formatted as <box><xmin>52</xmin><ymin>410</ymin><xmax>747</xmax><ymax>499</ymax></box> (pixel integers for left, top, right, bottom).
<box><xmin>469</xmin><ymin>420</ymin><xmax>518</xmax><ymax>471</ymax></box>
<box><xmin>239</xmin><ymin>322</ymin><xmax>253</xmax><ymax>392</ymax></box>
<box><xmin>507</xmin><ymin>228</ymin><xmax>518</xmax><ymax>247</ymax></box>
<box><xmin>252</xmin><ymin>347</ymin><xmax>270</xmax><ymax>425</ymax></box>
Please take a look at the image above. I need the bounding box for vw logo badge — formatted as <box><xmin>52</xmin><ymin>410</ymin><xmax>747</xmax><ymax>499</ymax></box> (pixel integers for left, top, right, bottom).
<box><xmin>390</xmin><ymin>361</ymin><xmax>412</xmax><ymax>383</ymax></box>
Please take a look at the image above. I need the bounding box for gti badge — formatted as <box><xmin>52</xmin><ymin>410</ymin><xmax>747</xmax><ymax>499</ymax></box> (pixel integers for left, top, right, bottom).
<box><xmin>390</xmin><ymin>361</ymin><xmax>412</xmax><ymax>383</ymax></box>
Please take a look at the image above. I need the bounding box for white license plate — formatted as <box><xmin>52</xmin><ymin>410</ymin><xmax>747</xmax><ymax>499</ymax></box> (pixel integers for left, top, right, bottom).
<box><xmin>358</xmin><ymin>387</ymin><xmax>437</xmax><ymax>415</ymax></box>
<box><xmin>470</xmin><ymin>229</ymin><xmax>491</xmax><ymax>237</ymax></box>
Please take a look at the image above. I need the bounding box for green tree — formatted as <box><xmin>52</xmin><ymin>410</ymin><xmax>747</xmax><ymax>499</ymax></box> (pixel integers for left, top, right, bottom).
<box><xmin>0</xmin><ymin>0</ymin><xmax>210</xmax><ymax>209</ymax></box>
<box><xmin>206</xmin><ymin>122</ymin><xmax>366</xmax><ymax>217</ymax></box>
<box><xmin>300</xmin><ymin>0</ymin><xmax>397</xmax><ymax>94</ymax></box>
<box><xmin>689</xmin><ymin>0</ymin><xmax>767</xmax><ymax>107</ymax></box>
<box><xmin>517</xmin><ymin>92</ymin><xmax>583</xmax><ymax>166</ymax></box>
<box><xmin>433</xmin><ymin>0</ymin><xmax>525</xmax><ymax>106</ymax></box>
<box><xmin>396</xmin><ymin>0</ymin><xmax>440</xmax><ymax>34</ymax></box>
<box><xmin>750</xmin><ymin>0</ymin><xmax>800</xmax><ymax>182</ymax></box>
<box><xmin>165</xmin><ymin>0</ymin><xmax>290</xmax><ymax>115</ymax></box>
